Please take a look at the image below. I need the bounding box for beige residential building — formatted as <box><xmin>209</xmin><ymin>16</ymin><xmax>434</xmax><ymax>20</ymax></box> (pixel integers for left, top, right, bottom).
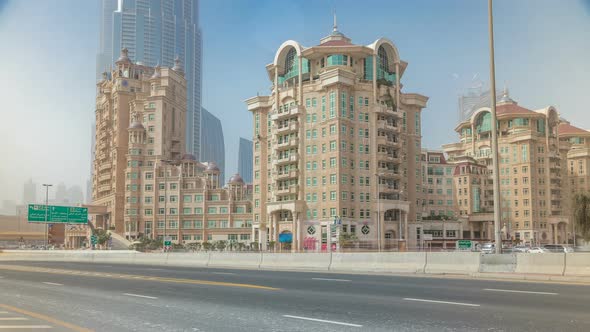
<box><xmin>246</xmin><ymin>24</ymin><xmax>428</xmax><ymax>251</ymax></box>
<box><xmin>559</xmin><ymin>121</ymin><xmax>590</xmax><ymax>195</ymax></box>
<box><xmin>412</xmin><ymin>150</ymin><xmax>461</xmax><ymax>248</ymax></box>
<box><xmin>443</xmin><ymin>90</ymin><xmax>569</xmax><ymax>245</ymax></box>
<box><xmin>93</xmin><ymin>49</ymin><xmax>252</xmax><ymax>244</ymax></box>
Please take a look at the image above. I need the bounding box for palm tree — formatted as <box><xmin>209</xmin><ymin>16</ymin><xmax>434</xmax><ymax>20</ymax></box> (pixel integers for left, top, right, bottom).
<box><xmin>572</xmin><ymin>193</ymin><xmax>590</xmax><ymax>243</ymax></box>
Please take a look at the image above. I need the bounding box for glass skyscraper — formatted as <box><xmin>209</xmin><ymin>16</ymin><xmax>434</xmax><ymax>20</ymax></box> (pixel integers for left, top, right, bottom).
<box><xmin>238</xmin><ymin>137</ymin><xmax>253</xmax><ymax>183</ymax></box>
<box><xmin>201</xmin><ymin>108</ymin><xmax>225</xmax><ymax>184</ymax></box>
<box><xmin>96</xmin><ymin>0</ymin><xmax>202</xmax><ymax>158</ymax></box>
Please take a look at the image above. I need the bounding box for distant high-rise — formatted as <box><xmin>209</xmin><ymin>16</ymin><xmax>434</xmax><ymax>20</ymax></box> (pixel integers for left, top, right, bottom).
<box><xmin>97</xmin><ymin>0</ymin><xmax>202</xmax><ymax>159</ymax></box>
<box><xmin>200</xmin><ymin>108</ymin><xmax>225</xmax><ymax>184</ymax></box>
<box><xmin>23</xmin><ymin>178</ymin><xmax>37</xmax><ymax>205</ymax></box>
<box><xmin>238</xmin><ymin>137</ymin><xmax>253</xmax><ymax>183</ymax></box>
<box><xmin>457</xmin><ymin>87</ymin><xmax>502</xmax><ymax>122</ymax></box>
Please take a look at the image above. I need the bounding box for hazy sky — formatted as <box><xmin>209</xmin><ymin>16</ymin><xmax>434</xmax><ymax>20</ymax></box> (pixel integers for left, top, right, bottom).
<box><xmin>1</xmin><ymin>0</ymin><xmax>589</xmax><ymax>204</ymax></box>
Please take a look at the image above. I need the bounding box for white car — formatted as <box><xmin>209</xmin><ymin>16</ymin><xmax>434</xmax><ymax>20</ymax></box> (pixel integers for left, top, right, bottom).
<box><xmin>528</xmin><ymin>247</ymin><xmax>545</xmax><ymax>253</ymax></box>
<box><xmin>481</xmin><ymin>243</ymin><xmax>495</xmax><ymax>254</ymax></box>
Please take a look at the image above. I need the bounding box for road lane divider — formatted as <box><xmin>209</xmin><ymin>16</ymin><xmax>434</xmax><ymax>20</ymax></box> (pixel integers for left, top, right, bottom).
<box><xmin>0</xmin><ymin>264</ymin><xmax>279</xmax><ymax>291</ymax></box>
<box><xmin>311</xmin><ymin>278</ymin><xmax>351</xmax><ymax>282</ymax></box>
<box><xmin>0</xmin><ymin>304</ymin><xmax>93</xmax><ymax>332</ymax></box>
<box><xmin>42</xmin><ymin>282</ymin><xmax>63</xmax><ymax>286</ymax></box>
<box><xmin>0</xmin><ymin>326</ymin><xmax>52</xmax><ymax>329</ymax></box>
<box><xmin>483</xmin><ymin>288</ymin><xmax>557</xmax><ymax>295</ymax></box>
<box><xmin>123</xmin><ymin>293</ymin><xmax>158</xmax><ymax>299</ymax></box>
<box><xmin>0</xmin><ymin>317</ymin><xmax>28</xmax><ymax>320</ymax></box>
<box><xmin>403</xmin><ymin>298</ymin><xmax>480</xmax><ymax>307</ymax></box>
<box><xmin>282</xmin><ymin>315</ymin><xmax>362</xmax><ymax>327</ymax></box>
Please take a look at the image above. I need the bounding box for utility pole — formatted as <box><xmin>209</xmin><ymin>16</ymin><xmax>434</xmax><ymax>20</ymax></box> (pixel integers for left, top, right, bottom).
<box><xmin>376</xmin><ymin>173</ymin><xmax>381</xmax><ymax>252</ymax></box>
<box><xmin>488</xmin><ymin>0</ymin><xmax>502</xmax><ymax>254</ymax></box>
<box><xmin>42</xmin><ymin>184</ymin><xmax>53</xmax><ymax>247</ymax></box>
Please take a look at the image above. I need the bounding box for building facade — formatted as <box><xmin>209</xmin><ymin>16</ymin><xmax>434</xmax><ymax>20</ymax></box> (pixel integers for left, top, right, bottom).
<box><xmin>238</xmin><ymin>137</ymin><xmax>253</xmax><ymax>183</ymax></box>
<box><xmin>246</xmin><ymin>24</ymin><xmax>428</xmax><ymax>251</ymax></box>
<box><xmin>97</xmin><ymin>0</ymin><xmax>202</xmax><ymax>159</ymax></box>
<box><xmin>559</xmin><ymin>121</ymin><xmax>590</xmax><ymax>195</ymax></box>
<box><xmin>93</xmin><ymin>50</ymin><xmax>251</xmax><ymax>244</ymax></box>
<box><xmin>23</xmin><ymin>179</ymin><xmax>37</xmax><ymax>205</ymax></box>
<box><xmin>443</xmin><ymin>90</ymin><xmax>569</xmax><ymax>245</ymax></box>
<box><xmin>410</xmin><ymin>150</ymin><xmax>461</xmax><ymax>248</ymax></box>
<box><xmin>200</xmin><ymin>108</ymin><xmax>225</xmax><ymax>184</ymax></box>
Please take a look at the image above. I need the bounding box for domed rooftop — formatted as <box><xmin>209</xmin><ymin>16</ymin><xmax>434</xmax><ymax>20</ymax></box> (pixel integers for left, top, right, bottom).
<box><xmin>116</xmin><ymin>48</ymin><xmax>132</xmax><ymax>64</ymax></box>
<box><xmin>228</xmin><ymin>173</ymin><xmax>244</xmax><ymax>184</ymax></box>
<box><xmin>128</xmin><ymin>121</ymin><xmax>145</xmax><ymax>130</ymax></box>
<box><xmin>151</xmin><ymin>64</ymin><xmax>161</xmax><ymax>79</ymax></box>
<box><xmin>172</xmin><ymin>56</ymin><xmax>184</xmax><ymax>73</ymax></box>
<box><xmin>205</xmin><ymin>162</ymin><xmax>220</xmax><ymax>172</ymax></box>
<box><xmin>181</xmin><ymin>153</ymin><xmax>197</xmax><ymax>161</ymax></box>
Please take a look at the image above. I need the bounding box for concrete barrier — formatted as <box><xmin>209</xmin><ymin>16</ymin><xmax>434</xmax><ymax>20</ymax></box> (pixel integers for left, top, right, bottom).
<box><xmin>564</xmin><ymin>253</ymin><xmax>590</xmax><ymax>277</ymax></box>
<box><xmin>91</xmin><ymin>251</ymin><xmax>137</xmax><ymax>264</ymax></box>
<box><xmin>479</xmin><ymin>254</ymin><xmax>517</xmax><ymax>273</ymax></box>
<box><xmin>133</xmin><ymin>252</ymin><xmax>167</xmax><ymax>266</ymax></box>
<box><xmin>515</xmin><ymin>253</ymin><xmax>565</xmax><ymax>275</ymax></box>
<box><xmin>165</xmin><ymin>252</ymin><xmax>210</xmax><ymax>267</ymax></box>
<box><xmin>208</xmin><ymin>252</ymin><xmax>261</xmax><ymax>269</ymax></box>
<box><xmin>425</xmin><ymin>252</ymin><xmax>481</xmax><ymax>275</ymax></box>
<box><xmin>260</xmin><ymin>253</ymin><xmax>331</xmax><ymax>271</ymax></box>
<box><xmin>330</xmin><ymin>252</ymin><xmax>426</xmax><ymax>273</ymax></box>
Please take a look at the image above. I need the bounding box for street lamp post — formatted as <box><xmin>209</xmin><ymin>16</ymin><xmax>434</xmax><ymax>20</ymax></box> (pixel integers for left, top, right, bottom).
<box><xmin>488</xmin><ymin>0</ymin><xmax>502</xmax><ymax>254</ymax></box>
<box><xmin>161</xmin><ymin>159</ymin><xmax>176</xmax><ymax>251</ymax></box>
<box><xmin>42</xmin><ymin>184</ymin><xmax>53</xmax><ymax>246</ymax></box>
<box><xmin>376</xmin><ymin>173</ymin><xmax>381</xmax><ymax>252</ymax></box>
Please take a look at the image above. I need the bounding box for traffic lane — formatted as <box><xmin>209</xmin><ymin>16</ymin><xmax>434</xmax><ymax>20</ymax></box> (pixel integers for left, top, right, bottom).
<box><xmin>1</xmin><ymin>271</ymin><xmax>352</xmax><ymax>332</ymax></box>
<box><xmin>0</xmin><ymin>303</ymin><xmax>78</xmax><ymax>332</ymax></box>
<box><xmin>2</xmin><ymin>266</ymin><xmax>590</xmax><ymax>331</ymax></box>
<box><xmin>3</xmin><ymin>260</ymin><xmax>589</xmax><ymax>311</ymax></box>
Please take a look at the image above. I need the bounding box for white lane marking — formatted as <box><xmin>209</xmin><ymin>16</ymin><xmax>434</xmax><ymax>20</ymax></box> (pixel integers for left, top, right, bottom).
<box><xmin>0</xmin><ymin>311</ymin><xmax>8</xmax><ymax>314</ymax></box>
<box><xmin>0</xmin><ymin>326</ymin><xmax>52</xmax><ymax>329</ymax></box>
<box><xmin>311</xmin><ymin>278</ymin><xmax>351</xmax><ymax>282</ymax></box>
<box><xmin>145</xmin><ymin>268</ymin><xmax>165</xmax><ymax>271</ymax></box>
<box><xmin>484</xmin><ymin>288</ymin><xmax>558</xmax><ymax>295</ymax></box>
<box><xmin>0</xmin><ymin>317</ymin><xmax>29</xmax><ymax>321</ymax></box>
<box><xmin>211</xmin><ymin>272</ymin><xmax>236</xmax><ymax>275</ymax></box>
<box><xmin>283</xmin><ymin>315</ymin><xmax>362</xmax><ymax>327</ymax></box>
<box><xmin>123</xmin><ymin>293</ymin><xmax>158</xmax><ymax>299</ymax></box>
<box><xmin>403</xmin><ymin>298</ymin><xmax>480</xmax><ymax>307</ymax></box>
<box><xmin>42</xmin><ymin>282</ymin><xmax>63</xmax><ymax>286</ymax></box>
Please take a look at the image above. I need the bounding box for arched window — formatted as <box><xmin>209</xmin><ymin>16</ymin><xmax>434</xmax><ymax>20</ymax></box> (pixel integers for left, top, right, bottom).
<box><xmin>476</xmin><ymin>112</ymin><xmax>492</xmax><ymax>133</ymax></box>
<box><xmin>378</xmin><ymin>46</ymin><xmax>389</xmax><ymax>73</ymax></box>
<box><xmin>285</xmin><ymin>48</ymin><xmax>296</xmax><ymax>74</ymax></box>
<box><xmin>278</xmin><ymin>48</ymin><xmax>309</xmax><ymax>84</ymax></box>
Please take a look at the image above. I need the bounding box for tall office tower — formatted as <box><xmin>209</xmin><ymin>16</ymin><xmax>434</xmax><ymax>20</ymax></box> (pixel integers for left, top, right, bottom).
<box><xmin>246</xmin><ymin>22</ymin><xmax>428</xmax><ymax>251</ymax></box>
<box><xmin>238</xmin><ymin>137</ymin><xmax>253</xmax><ymax>183</ymax></box>
<box><xmin>97</xmin><ymin>0</ymin><xmax>202</xmax><ymax>159</ymax></box>
<box><xmin>23</xmin><ymin>178</ymin><xmax>37</xmax><ymax>205</ymax></box>
<box><xmin>200</xmin><ymin>108</ymin><xmax>225</xmax><ymax>184</ymax></box>
<box><xmin>444</xmin><ymin>90</ymin><xmax>570</xmax><ymax>245</ymax></box>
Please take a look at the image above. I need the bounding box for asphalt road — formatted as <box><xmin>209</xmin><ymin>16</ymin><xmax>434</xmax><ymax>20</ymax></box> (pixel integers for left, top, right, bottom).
<box><xmin>0</xmin><ymin>261</ymin><xmax>589</xmax><ymax>332</ymax></box>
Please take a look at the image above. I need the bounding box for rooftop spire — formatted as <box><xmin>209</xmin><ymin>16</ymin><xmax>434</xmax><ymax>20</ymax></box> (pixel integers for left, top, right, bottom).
<box><xmin>333</xmin><ymin>9</ymin><xmax>337</xmax><ymax>32</ymax></box>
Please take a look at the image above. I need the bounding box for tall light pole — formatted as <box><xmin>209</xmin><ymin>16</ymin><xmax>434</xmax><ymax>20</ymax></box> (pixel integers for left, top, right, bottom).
<box><xmin>161</xmin><ymin>159</ymin><xmax>175</xmax><ymax>251</ymax></box>
<box><xmin>42</xmin><ymin>184</ymin><xmax>53</xmax><ymax>246</ymax></box>
<box><xmin>488</xmin><ymin>0</ymin><xmax>502</xmax><ymax>254</ymax></box>
<box><xmin>375</xmin><ymin>173</ymin><xmax>382</xmax><ymax>252</ymax></box>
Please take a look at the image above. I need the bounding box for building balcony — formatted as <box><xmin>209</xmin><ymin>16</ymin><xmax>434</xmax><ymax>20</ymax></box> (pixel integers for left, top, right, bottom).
<box><xmin>98</xmin><ymin>163</ymin><xmax>111</xmax><ymax>172</ymax></box>
<box><xmin>276</xmin><ymin>170</ymin><xmax>298</xmax><ymax>180</ymax></box>
<box><xmin>377</xmin><ymin>136</ymin><xmax>401</xmax><ymax>147</ymax></box>
<box><xmin>377</xmin><ymin>120</ymin><xmax>400</xmax><ymax>132</ymax></box>
<box><xmin>275</xmin><ymin>153</ymin><xmax>298</xmax><ymax>166</ymax></box>
<box><xmin>377</xmin><ymin>151</ymin><xmax>400</xmax><ymax>163</ymax></box>
<box><xmin>379</xmin><ymin>185</ymin><xmax>399</xmax><ymax>194</ymax></box>
<box><xmin>378</xmin><ymin>169</ymin><xmax>401</xmax><ymax>178</ymax></box>
<box><xmin>276</xmin><ymin>138</ymin><xmax>298</xmax><ymax>150</ymax></box>
<box><xmin>375</xmin><ymin>105</ymin><xmax>399</xmax><ymax>116</ymax></box>
<box><xmin>98</xmin><ymin>173</ymin><xmax>111</xmax><ymax>182</ymax></box>
<box><xmin>98</xmin><ymin>184</ymin><xmax>111</xmax><ymax>193</ymax></box>
<box><xmin>276</xmin><ymin>123</ymin><xmax>299</xmax><ymax>134</ymax></box>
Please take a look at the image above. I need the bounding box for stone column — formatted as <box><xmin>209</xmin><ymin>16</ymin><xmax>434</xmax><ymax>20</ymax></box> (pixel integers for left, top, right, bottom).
<box><xmin>295</xmin><ymin>213</ymin><xmax>301</xmax><ymax>252</ymax></box>
<box><xmin>553</xmin><ymin>224</ymin><xmax>557</xmax><ymax>244</ymax></box>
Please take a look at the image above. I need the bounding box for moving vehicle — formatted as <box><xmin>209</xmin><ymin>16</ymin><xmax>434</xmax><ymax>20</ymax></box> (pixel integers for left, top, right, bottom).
<box><xmin>528</xmin><ymin>247</ymin><xmax>546</xmax><ymax>253</ymax></box>
<box><xmin>543</xmin><ymin>244</ymin><xmax>574</xmax><ymax>253</ymax></box>
<box><xmin>481</xmin><ymin>243</ymin><xmax>495</xmax><ymax>254</ymax></box>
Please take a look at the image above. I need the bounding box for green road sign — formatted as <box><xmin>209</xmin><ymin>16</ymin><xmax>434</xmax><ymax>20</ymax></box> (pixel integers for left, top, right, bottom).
<box><xmin>457</xmin><ymin>240</ymin><xmax>472</xmax><ymax>250</ymax></box>
<box><xmin>91</xmin><ymin>235</ymin><xmax>98</xmax><ymax>245</ymax></box>
<box><xmin>164</xmin><ymin>240</ymin><xmax>172</xmax><ymax>246</ymax></box>
<box><xmin>28</xmin><ymin>204</ymin><xmax>88</xmax><ymax>224</ymax></box>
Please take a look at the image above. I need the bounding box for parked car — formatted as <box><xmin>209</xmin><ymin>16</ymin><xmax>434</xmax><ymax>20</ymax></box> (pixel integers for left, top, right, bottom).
<box><xmin>512</xmin><ymin>245</ymin><xmax>530</xmax><ymax>253</ymax></box>
<box><xmin>481</xmin><ymin>243</ymin><xmax>495</xmax><ymax>254</ymax></box>
<box><xmin>528</xmin><ymin>247</ymin><xmax>546</xmax><ymax>253</ymax></box>
<box><xmin>542</xmin><ymin>244</ymin><xmax>574</xmax><ymax>253</ymax></box>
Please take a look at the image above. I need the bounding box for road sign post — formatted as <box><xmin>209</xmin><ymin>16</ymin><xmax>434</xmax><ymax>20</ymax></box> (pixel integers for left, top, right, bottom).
<box><xmin>28</xmin><ymin>204</ymin><xmax>88</xmax><ymax>224</ymax></box>
<box><xmin>457</xmin><ymin>240</ymin><xmax>472</xmax><ymax>251</ymax></box>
